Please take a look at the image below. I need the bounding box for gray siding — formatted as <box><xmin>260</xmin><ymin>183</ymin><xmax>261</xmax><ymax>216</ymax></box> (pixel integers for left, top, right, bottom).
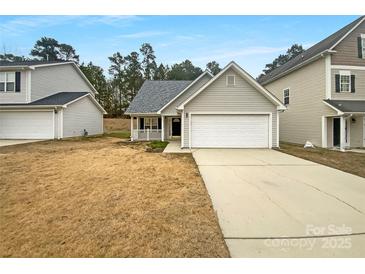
<box><xmin>0</xmin><ymin>71</ymin><xmax>28</xmax><ymax>103</ymax></box>
<box><xmin>331</xmin><ymin>69</ymin><xmax>365</xmax><ymax>100</ymax></box>
<box><xmin>265</xmin><ymin>58</ymin><xmax>336</xmax><ymax>147</ymax></box>
<box><xmin>331</xmin><ymin>21</ymin><xmax>365</xmax><ymax>66</ymax></box>
<box><xmin>161</xmin><ymin>74</ymin><xmax>212</xmax><ymax>115</ymax></box>
<box><xmin>31</xmin><ymin>64</ymin><xmax>94</xmax><ymax>101</ymax></box>
<box><xmin>183</xmin><ymin>68</ymin><xmax>278</xmax><ymax>147</ymax></box>
<box><xmin>63</xmin><ymin>96</ymin><xmax>103</xmax><ymax>137</ymax></box>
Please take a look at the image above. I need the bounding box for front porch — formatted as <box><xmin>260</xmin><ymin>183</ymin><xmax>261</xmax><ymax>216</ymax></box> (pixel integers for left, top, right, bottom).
<box><xmin>130</xmin><ymin>115</ymin><xmax>182</xmax><ymax>142</ymax></box>
<box><xmin>324</xmin><ymin>114</ymin><xmax>365</xmax><ymax>150</ymax></box>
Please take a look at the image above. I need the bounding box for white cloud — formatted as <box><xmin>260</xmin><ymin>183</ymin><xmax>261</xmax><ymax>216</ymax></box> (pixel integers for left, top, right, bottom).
<box><xmin>0</xmin><ymin>15</ymin><xmax>142</xmax><ymax>36</ymax></box>
<box><xmin>0</xmin><ymin>16</ymin><xmax>76</xmax><ymax>35</ymax></box>
<box><xmin>117</xmin><ymin>31</ymin><xmax>169</xmax><ymax>39</ymax></box>
<box><xmin>190</xmin><ymin>46</ymin><xmax>288</xmax><ymax>63</ymax></box>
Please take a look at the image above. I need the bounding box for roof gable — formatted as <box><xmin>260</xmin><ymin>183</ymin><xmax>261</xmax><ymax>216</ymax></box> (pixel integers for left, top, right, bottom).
<box><xmin>177</xmin><ymin>61</ymin><xmax>286</xmax><ymax>110</ymax></box>
<box><xmin>157</xmin><ymin>71</ymin><xmax>213</xmax><ymax>114</ymax></box>
<box><xmin>259</xmin><ymin>16</ymin><xmax>365</xmax><ymax>85</ymax></box>
<box><xmin>125</xmin><ymin>80</ymin><xmax>193</xmax><ymax>114</ymax></box>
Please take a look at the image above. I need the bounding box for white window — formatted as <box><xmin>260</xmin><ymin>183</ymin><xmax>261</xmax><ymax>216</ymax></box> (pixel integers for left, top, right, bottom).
<box><xmin>144</xmin><ymin>118</ymin><xmax>158</xmax><ymax>130</ymax></box>
<box><xmin>339</xmin><ymin>71</ymin><xmax>351</xmax><ymax>92</ymax></box>
<box><xmin>283</xmin><ymin>88</ymin><xmax>290</xmax><ymax>105</ymax></box>
<box><xmin>361</xmin><ymin>34</ymin><xmax>365</xmax><ymax>59</ymax></box>
<box><xmin>0</xmin><ymin>72</ymin><xmax>15</xmax><ymax>92</ymax></box>
<box><xmin>226</xmin><ymin>75</ymin><xmax>235</xmax><ymax>86</ymax></box>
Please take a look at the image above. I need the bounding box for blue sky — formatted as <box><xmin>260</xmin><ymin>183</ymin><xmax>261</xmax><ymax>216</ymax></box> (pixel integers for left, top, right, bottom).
<box><xmin>0</xmin><ymin>15</ymin><xmax>359</xmax><ymax>77</ymax></box>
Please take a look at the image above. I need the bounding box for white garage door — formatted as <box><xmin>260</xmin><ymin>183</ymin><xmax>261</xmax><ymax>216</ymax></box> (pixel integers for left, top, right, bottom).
<box><xmin>191</xmin><ymin>114</ymin><xmax>269</xmax><ymax>148</ymax></box>
<box><xmin>0</xmin><ymin>111</ymin><xmax>54</xmax><ymax>139</ymax></box>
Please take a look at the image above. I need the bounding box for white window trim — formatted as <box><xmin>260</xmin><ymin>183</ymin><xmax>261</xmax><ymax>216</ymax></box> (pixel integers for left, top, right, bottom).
<box><xmin>143</xmin><ymin>117</ymin><xmax>159</xmax><ymax>130</ymax></box>
<box><xmin>283</xmin><ymin>88</ymin><xmax>290</xmax><ymax>105</ymax></box>
<box><xmin>226</xmin><ymin>75</ymin><xmax>235</xmax><ymax>86</ymax></box>
<box><xmin>0</xmin><ymin>71</ymin><xmax>16</xmax><ymax>93</ymax></box>
<box><xmin>339</xmin><ymin>70</ymin><xmax>351</xmax><ymax>93</ymax></box>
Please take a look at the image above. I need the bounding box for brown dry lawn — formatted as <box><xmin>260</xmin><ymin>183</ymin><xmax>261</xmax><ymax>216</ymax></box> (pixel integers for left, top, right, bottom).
<box><xmin>0</xmin><ymin>137</ymin><xmax>228</xmax><ymax>257</ymax></box>
<box><xmin>278</xmin><ymin>143</ymin><xmax>365</xmax><ymax>178</ymax></box>
<box><xmin>104</xmin><ymin>118</ymin><xmax>131</xmax><ymax>132</ymax></box>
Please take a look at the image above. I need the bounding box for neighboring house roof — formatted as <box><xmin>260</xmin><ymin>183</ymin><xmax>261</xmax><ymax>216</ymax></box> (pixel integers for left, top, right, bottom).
<box><xmin>0</xmin><ymin>92</ymin><xmax>107</xmax><ymax>114</ymax></box>
<box><xmin>323</xmin><ymin>99</ymin><xmax>365</xmax><ymax>113</ymax></box>
<box><xmin>0</xmin><ymin>60</ymin><xmax>69</xmax><ymax>67</ymax></box>
<box><xmin>177</xmin><ymin>61</ymin><xmax>286</xmax><ymax>110</ymax></box>
<box><xmin>125</xmin><ymin>80</ymin><xmax>193</xmax><ymax>114</ymax></box>
<box><xmin>259</xmin><ymin>16</ymin><xmax>365</xmax><ymax>85</ymax></box>
<box><xmin>0</xmin><ymin>60</ymin><xmax>98</xmax><ymax>94</ymax></box>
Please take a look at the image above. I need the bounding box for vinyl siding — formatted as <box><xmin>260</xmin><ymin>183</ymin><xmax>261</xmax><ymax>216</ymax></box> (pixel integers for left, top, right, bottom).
<box><xmin>264</xmin><ymin>58</ymin><xmax>336</xmax><ymax>147</ymax></box>
<box><xmin>31</xmin><ymin>64</ymin><xmax>94</xmax><ymax>101</ymax></box>
<box><xmin>331</xmin><ymin>69</ymin><xmax>365</xmax><ymax>99</ymax></box>
<box><xmin>350</xmin><ymin>114</ymin><xmax>364</xmax><ymax>147</ymax></box>
<box><xmin>331</xmin><ymin>21</ymin><xmax>365</xmax><ymax>66</ymax></box>
<box><xmin>63</xmin><ymin>96</ymin><xmax>103</xmax><ymax>137</ymax></box>
<box><xmin>161</xmin><ymin>74</ymin><xmax>212</xmax><ymax>115</ymax></box>
<box><xmin>0</xmin><ymin>71</ymin><xmax>28</xmax><ymax>103</ymax></box>
<box><xmin>183</xmin><ymin>68</ymin><xmax>278</xmax><ymax>147</ymax></box>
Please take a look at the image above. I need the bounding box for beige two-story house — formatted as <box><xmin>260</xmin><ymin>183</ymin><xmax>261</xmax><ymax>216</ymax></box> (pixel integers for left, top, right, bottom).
<box><xmin>260</xmin><ymin>16</ymin><xmax>365</xmax><ymax>150</ymax></box>
<box><xmin>0</xmin><ymin>61</ymin><xmax>106</xmax><ymax>139</ymax></box>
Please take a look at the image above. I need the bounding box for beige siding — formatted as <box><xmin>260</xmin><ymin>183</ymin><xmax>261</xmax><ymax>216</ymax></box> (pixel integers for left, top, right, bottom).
<box><xmin>31</xmin><ymin>64</ymin><xmax>94</xmax><ymax>101</ymax></box>
<box><xmin>265</xmin><ymin>58</ymin><xmax>336</xmax><ymax>147</ymax></box>
<box><xmin>161</xmin><ymin>74</ymin><xmax>212</xmax><ymax>115</ymax></box>
<box><xmin>350</xmin><ymin>115</ymin><xmax>364</xmax><ymax>147</ymax></box>
<box><xmin>183</xmin><ymin>68</ymin><xmax>278</xmax><ymax>147</ymax></box>
<box><xmin>331</xmin><ymin>69</ymin><xmax>365</xmax><ymax>99</ymax></box>
<box><xmin>0</xmin><ymin>71</ymin><xmax>28</xmax><ymax>103</ymax></box>
<box><xmin>63</xmin><ymin>96</ymin><xmax>103</xmax><ymax>137</ymax></box>
<box><xmin>331</xmin><ymin>21</ymin><xmax>365</xmax><ymax>66</ymax></box>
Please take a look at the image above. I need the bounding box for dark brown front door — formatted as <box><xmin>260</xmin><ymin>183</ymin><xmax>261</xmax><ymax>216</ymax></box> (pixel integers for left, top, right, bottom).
<box><xmin>172</xmin><ymin>118</ymin><xmax>181</xmax><ymax>136</ymax></box>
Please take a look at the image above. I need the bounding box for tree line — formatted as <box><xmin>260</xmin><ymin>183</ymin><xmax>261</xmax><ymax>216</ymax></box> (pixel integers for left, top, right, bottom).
<box><xmin>1</xmin><ymin>37</ymin><xmax>304</xmax><ymax>116</ymax></box>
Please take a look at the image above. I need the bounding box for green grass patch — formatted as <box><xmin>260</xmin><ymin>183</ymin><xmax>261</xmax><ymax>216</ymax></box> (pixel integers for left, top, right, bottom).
<box><xmin>148</xmin><ymin>141</ymin><xmax>169</xmax><ymax>149</ymax></box>
<box><xmin>104</xmin><ymin>130</ymin><xmax>131</xmax><ymax>139</ymax></box>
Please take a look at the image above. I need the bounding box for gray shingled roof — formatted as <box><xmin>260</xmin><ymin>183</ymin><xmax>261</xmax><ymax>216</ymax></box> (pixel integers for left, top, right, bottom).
<box><xmin>324</xmin><ymin>99</ymin><xmax>365</xmax><ymax>113</ymax></box>
<box><xmin>126</xmin><ymin>80</ymin><xmax>193</xmax><ymax>113</ymax></box>
<box><xmin>0</xmin><ymin>60</ymin><xmax>70</xmax><ymax>67</ymax></box>
<box><xmin>259</xmin><ymin>16</ymin><xmax>365</xmax><ymax>85</ymax></box>
<box><xmin>0</xmin><ymin>92</ymin><xmax>88</xmax><ymax>106</ymax></box>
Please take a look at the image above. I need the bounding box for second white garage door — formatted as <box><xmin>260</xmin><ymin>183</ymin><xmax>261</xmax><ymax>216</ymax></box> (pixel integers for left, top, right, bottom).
<box><xmin>191</xmin><ymin>114</ymin><xmax>269</xmax><ymax>148</ymax></box>
<box><xmin>0</xmin><ymin>111</ymin><xmax>54</xmax><ymax>139</ymax></box>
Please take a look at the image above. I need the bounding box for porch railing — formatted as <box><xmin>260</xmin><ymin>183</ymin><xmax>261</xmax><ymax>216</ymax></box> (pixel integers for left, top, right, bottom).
<box><xmin>132</xmin><ymin>129</ymin><xmax>162</xmax><ymax>141</ymax></box>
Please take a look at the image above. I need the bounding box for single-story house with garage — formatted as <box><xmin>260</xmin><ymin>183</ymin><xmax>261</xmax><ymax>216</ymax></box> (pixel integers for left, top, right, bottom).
<box><xmin>0</xmin><ymin>61</ymin><xmax>106</xmax><ymax>139</ymax></box>
<box><xmin>125</xmin><ymin>61</ymin><xmax>286</xmax><ymax>148</ymax></box>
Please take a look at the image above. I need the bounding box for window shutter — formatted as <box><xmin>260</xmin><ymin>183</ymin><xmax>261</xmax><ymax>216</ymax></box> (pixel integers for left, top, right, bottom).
<box><xmin>358</xmin><ymin>37</ymin><xmax>363</xmax><ymax>58</ymax></box>
<box><xmin>351</xmin><ymin>75</ymin><xmax>355</xmax><ymax>93</ymax></box>
<box><xmin>15</xmin><ymin>72</ymin><xmax>21</xmax><ymax>92</ymax></box>
<box><xmin>158</xmin><ymin>118</ymin><xmax>161</xmax><ymax>129</ymax></box>
<box><xmin>139</xmin><ymin>118</ymin><xmax>144</xmax><ymax>129</ymax></box>
<box><xmin>335</xmin><ymin>74</ymin><xmax>340</xmax><ymax>92</ymax></box>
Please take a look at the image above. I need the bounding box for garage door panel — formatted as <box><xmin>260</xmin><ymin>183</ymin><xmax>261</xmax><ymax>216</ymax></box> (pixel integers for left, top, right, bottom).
<box><xmin>191</xmin><ymin>114</ymin><xmax>269</xmax><ymax>148</ymax></box>
<box><xmin>0</xmin><ymin>111</ymin><xmax>54</xmax><ymax>139</ymax></box>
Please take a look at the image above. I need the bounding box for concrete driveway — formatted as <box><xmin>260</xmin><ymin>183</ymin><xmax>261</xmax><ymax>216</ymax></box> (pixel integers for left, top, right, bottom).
<box><xmin>0</xmin><ymin>139</ymin><xmax>44</xmax><ymax>147</ymax></box>
<box><xmin>193</xmin><ymin>149</ymin><xmax>365</xmax><ymax>257</ymax></box>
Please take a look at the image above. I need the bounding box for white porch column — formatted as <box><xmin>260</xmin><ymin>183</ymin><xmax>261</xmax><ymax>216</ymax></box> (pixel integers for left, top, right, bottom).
<box><xmin>340</xmin><ymin>116</ymin><xmax>346</xmax><ymax>151</ymax></box>
<box><xmin>161</xmin><ymin>116</ymin><xmax>165</xmax><ymax>141</ymax></box>
<box><xmin>130</xmin><ymin>116</ymin><xmax>134</xmax><ymax>141</ymax></box>
<box><xmin>321</xmin><ymin>116</ymin><xmax>327</xmax><ymax>148</ymax></box>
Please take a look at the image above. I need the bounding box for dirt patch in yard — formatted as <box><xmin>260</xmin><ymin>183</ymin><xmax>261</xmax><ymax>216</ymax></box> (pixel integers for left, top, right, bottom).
<box><xmin>104</xmin><ymin>118</ymin><xmax>132</xmax><ymax>132</ymax></box>
<box><xmin>0</xmin><ymin>138</ymin><xmax>228</xmax><ymax>257</ymax></box>
<box><xmin>278</xmin><ymin>143</ymin><xmax>365</xmax><ymax>178</ymax></box>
